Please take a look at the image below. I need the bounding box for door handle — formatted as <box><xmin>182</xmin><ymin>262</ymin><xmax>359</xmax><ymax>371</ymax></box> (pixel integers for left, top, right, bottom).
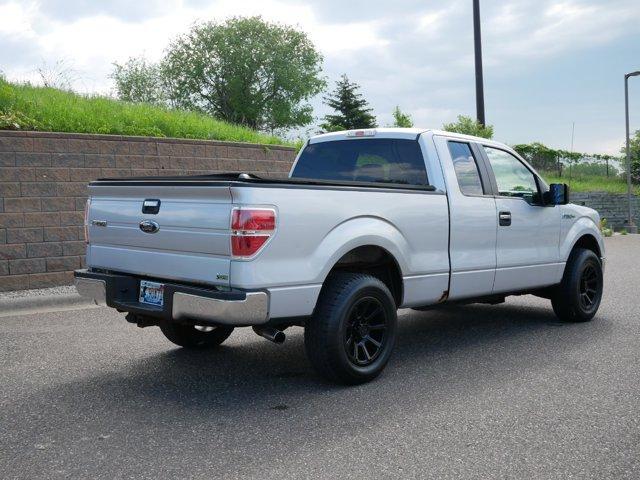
<box><xmin>499</xmin><ymin>211</ymin><xmax>511</xmax><ymax>226</ymax></box>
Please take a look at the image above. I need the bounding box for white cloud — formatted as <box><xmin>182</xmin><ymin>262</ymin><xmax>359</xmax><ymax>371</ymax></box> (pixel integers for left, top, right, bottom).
<box><xmin>0</xmin><ymin>1</ymin><xmax>37</xmax><ymax>36</ymax></box>
<box><xmin>416</xmin><ymin>11</ymin><xmax>444</xmax><ymax>33</ymax></box>
<box><xmin>484</xmin><ymin>0</ymin><xmax>640</xmax><ymax>62</ymax></box>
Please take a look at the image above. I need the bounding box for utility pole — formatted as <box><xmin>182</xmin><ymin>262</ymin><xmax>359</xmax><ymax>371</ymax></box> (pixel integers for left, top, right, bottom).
<box><xmin>569</xmin><ymin>121</ymin><xmax>575</xmax><ymax>179</ymax></box>
<box><xmin>473</xmin><ymin>0</ymin><xmax>485</xmax><ymax>126</ymax></box>
<box><xmin>624</xmin><ymin>71</ymin><xmax>639</xmax><ymax>233</ymax></box>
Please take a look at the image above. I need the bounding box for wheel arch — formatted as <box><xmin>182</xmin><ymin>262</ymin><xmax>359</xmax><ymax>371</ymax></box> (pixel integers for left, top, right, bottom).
<box><xmin>321</xmin><ymin>245</ymin><xmax>404</xmax><ymax>307</ymax></box>
<box><xmin>571</xmin><ymin>233</ymin><xmax>602</xmax><ymax>258</ymax></box>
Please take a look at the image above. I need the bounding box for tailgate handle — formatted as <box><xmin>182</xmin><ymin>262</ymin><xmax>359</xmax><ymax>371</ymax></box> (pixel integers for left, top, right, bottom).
<box><xmin>142</xmin><ymin>199</ymin><xmax>161</xmax><ymax>215</ymax></box>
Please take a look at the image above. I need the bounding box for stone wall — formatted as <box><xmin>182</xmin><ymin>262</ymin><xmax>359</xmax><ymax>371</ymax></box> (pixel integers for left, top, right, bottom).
<box><xmin>0</xmin><ymin>131</ymin><xmax>297</xmax><ymax>292</ymax></box>
<box><xmin>570</xmin><ymin>192</ymin><xmax>639</xmax><ymax>229</ymax></box>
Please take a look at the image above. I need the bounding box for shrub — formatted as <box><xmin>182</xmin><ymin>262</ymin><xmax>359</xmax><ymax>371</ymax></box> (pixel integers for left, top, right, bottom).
<box><xmin>600</xmin><ymin>218</ymin><xmax>613</xmax><ymax>237</ymax></box>
<box><xmin>442</xmin><ymin>115</ymin><xmax>493</xmax><ymax>139</ymax></box>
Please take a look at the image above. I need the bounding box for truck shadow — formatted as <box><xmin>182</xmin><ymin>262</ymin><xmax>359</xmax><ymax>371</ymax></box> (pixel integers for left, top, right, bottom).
<box><xmin>31</xmin><ymin>301</ymin><xmax>612</xmax><ymax>412</ymax></box>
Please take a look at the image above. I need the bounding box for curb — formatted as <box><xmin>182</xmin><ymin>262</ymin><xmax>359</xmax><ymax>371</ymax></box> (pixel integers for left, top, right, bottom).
<box><xmin>0</xmin><ymin>293</ymin><xmax>96</xmax><ymax>317</ymax></box>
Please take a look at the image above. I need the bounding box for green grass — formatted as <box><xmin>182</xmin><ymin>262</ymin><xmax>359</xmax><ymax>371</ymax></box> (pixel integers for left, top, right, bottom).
<box><xmin>0</xmin><ymin>78</ymin><xmax>291</xmax><ymax>146</ymax></box>
<box><xmin>540</xmin><ymin>171</ymin><xmax>639</xmax><ymax>195</ymax></box>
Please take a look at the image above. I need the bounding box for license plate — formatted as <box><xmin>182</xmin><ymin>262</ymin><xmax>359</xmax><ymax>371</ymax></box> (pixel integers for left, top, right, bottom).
<box><xmin>139</xmin><ymin>280</ymin><xmax>165</xmax><ymax>307</ymax></box>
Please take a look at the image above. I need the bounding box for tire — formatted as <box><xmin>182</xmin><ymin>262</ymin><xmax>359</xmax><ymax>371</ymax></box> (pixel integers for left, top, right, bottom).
<box><xmin>159</xmin><ymin>322</ymin><xmax>234</xmax><ymax>349</ymax></box>
<box><xmin>305</xmin><ymin>273</ymin><xmax>398</xmax><ymax>385</ymax></box>
<box><xmin>551</xmin><ymin>248</ymin><xmax>603</xmax><ymax>322</ymax></box>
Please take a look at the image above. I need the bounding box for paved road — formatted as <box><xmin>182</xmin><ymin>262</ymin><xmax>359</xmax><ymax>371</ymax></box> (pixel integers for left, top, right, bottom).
<box><xmin>2</xmin><ymin>236</ymin><xmax>639</xmax><ymax>479</ymax></box>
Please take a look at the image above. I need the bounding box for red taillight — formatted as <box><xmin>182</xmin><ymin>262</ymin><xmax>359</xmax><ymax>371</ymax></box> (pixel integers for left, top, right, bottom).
<box><xmin>231</xmin><ymin>208</ymin><xmax>276</xmax><ymax>231</ymax></box>
<box><xmin>231</xmin><ymin>207</ymin><xmax>276</xmax><ymax>258</ymax></box>
<box><xmin>231</xmin><ymin>235</ymin><xmax>269</xmax><ymax>257</ymax></box>
<box><xmin>84</xmin><ymin>199</ymin><xmax>91</xmax><ymax>244</ymax></box>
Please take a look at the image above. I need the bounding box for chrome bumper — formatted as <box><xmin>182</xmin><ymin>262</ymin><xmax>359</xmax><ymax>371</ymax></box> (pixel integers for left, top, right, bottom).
<box><xmin>74</xmin><ymin>272</ymin><xmax>269</xmax><ymax>326</ymax></box>
<box><xmin>172</xmin><ymin>291</ymin><xmax>269</xmax><ymax>326</ymax></box>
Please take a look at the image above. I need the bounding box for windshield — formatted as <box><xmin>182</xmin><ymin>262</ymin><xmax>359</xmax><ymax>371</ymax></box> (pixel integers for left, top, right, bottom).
<box><xmin>291</xmin><ymin>139</ymin><xmax>428</xmax><ymax>186</ymax></box>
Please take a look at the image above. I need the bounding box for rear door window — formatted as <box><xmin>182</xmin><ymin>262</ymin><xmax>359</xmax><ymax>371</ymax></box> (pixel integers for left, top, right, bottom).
<box><xmin>292</xmin><ymin>139</ymin><xmax>428</xmax><ymax>186</ymax></box>
<box><xmin>448</xmin><ymin>141</ymin><xmax>484</xmax><ymax>196</ymax></box>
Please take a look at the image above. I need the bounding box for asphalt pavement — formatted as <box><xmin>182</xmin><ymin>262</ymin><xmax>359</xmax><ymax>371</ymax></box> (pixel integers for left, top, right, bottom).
<box><xmin>1</xmin><ymin>236</ymin><xmax>639</xmax><ymax>479</ymax></box>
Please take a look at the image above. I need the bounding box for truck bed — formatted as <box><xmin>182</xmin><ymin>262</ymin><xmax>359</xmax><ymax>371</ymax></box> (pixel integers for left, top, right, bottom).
<box><xmin>85</xmin><ymin>171</ymin><xmax>449</xmax><ymax>312</ymax></box>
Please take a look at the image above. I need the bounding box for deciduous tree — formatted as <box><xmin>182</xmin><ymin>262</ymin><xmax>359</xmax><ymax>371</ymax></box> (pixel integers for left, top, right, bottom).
<box><xmin>442</xmin><ymin>115</ymin><xmax>493</xmax><ymax>139</ymax></box>
<box><xmin>391</xmin><ymin>106</ymin><xmax>413</xmax><ymax>128</ymax></box>
<box><xmin>622</xmin><ymin>129</ymin><xmax>640</xmax><ymax>183</ymax></box>
<box><xmin>111</xmin><ymin>57</ymin><xmax>166</xmax><ymax>105</ymax></box>
<box><xmin>160</xmin><ymin>17</ymin><xmax>325</xmax><ymax>131</ymax></box>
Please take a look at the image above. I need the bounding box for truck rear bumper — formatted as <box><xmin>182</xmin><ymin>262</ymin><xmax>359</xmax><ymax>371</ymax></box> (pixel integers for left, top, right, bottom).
<box><xmin>74</xmin><ymin>269</ymin><xmax>269</xmax><ymax>326</ymax></box>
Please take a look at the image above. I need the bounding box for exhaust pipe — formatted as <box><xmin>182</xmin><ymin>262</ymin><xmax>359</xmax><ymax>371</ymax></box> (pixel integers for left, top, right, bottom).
<box><xmin>253</xmin><ymin>326</ymin><xmax>286</xmax><ymax>344</ymax></box>
<box><xmin>125</xmin><ymin>313</ymin><xmax>158</xmax><ymax>328</ymax></box>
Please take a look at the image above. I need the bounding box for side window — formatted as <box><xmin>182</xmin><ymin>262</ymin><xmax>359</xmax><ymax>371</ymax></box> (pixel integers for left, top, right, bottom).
<box><xmin>484</xmin><ymin>147</ymin><xmax>539</xmax><ymax>203</ymax></box>
<box><xmin>448</xmin><ymin>141</ymin><xmax>484</xmax><ymax>196</ymax></box>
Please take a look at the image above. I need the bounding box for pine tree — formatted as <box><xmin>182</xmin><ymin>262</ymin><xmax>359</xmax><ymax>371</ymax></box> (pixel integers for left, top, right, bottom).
<box><xmin>321</xmin><ymin>74</ymin><xmax>377</xmax><ymax>131</ymax></box>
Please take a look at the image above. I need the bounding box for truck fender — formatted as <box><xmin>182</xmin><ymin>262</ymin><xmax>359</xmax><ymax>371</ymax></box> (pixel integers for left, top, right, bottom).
<box><xmin>560</xmin><ymin>216</ymin><xmax>604</xmax><ymax>262</ymax></box>
<box><xmin>311</xmin><ymin>216</ymin><xmax>410</xmax><ymax>285</ymax></box>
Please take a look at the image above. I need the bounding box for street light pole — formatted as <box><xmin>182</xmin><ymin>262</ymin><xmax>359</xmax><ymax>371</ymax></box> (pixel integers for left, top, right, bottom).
<box><xmin>473</xmin><ymin>0</ymin><xmax>485</xmax><ymax>126</ymax></box>
<box><xmin>624</xmin><ymin>71</ymin><xmax>640</xmax><ymax>234</ymax></box>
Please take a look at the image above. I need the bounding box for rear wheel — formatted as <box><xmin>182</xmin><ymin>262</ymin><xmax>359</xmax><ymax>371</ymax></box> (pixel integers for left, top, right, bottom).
<box><xmin>305</xmin><ymin>273</ymin><xmax>397</xmax><ymax>385</ymax></box>
<box><xmin>159</xmin><ymin>322</ymin><xmax>234</xmax><ymax>349</ymax></box>
<box><xmin>551</xmin><ymin>248</ymin><xmax>603</xmax><ymax>322</ymax></box>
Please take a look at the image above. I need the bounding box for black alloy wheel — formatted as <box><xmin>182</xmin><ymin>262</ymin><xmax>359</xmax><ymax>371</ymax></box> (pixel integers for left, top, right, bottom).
<box><xmin>578</xmin><ymin>264</ymin><xmax>599</xmax><ymax>311</ymax></box>
<box><xmin>344</xmin><ymin>297</ymin><xmax>389</xmax><ymax>367</ymax></box>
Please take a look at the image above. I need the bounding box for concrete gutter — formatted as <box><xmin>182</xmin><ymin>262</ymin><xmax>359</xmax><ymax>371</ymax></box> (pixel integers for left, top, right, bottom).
<box><xmin>0</xmin><ymin>293</ymin><xmax>99</xmax><ymax>318</ymax></box>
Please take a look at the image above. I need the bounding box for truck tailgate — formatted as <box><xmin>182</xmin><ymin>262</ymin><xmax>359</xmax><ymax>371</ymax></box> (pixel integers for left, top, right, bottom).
<box><xmin>86</xmin><ymin>184</ymin><xmax>232</xmax><ymax>286</ymax></box>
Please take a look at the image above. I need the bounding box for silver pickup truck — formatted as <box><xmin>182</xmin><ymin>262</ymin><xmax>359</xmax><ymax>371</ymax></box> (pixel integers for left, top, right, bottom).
<box><xmin>75</xmin><ymin>128</ymin><xmax>605</xmax><ymax>384</ymax></box>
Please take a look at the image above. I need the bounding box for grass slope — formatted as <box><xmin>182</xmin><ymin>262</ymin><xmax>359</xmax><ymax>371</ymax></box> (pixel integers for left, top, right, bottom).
<box><xmin>541</xmin><ymin>171</ymin><xmax>639</xmax><ymax>195</ymax></box>
<box><xmin>0</xmin><ymin>79</ymin><xmax>290</xmax><ymax>146</ymax></box>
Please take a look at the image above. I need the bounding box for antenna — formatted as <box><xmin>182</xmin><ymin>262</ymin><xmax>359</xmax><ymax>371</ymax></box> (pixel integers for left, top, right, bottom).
<box><xmin>570</xmin><ymin>121</ymin><xmax>575</xmax><ymax>153</ymax></box>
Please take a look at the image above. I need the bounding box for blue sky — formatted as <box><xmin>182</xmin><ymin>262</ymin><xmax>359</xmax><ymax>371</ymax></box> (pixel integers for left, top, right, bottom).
<box><xmin>0</xmin><ymin>0</ymin><xmax>639</xmax><ymax>155</ymax></box>
<box><xmin>485</xmin><ymin>34</ymin><xmax>640</xmax><ymax>155</ymax></box>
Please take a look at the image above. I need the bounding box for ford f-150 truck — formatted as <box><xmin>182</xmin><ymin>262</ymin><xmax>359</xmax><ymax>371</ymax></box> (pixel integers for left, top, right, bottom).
<box><xmin>75</xmin><ymin>128</ymin><xmax>605</xmax><ymax>384</ymax></box>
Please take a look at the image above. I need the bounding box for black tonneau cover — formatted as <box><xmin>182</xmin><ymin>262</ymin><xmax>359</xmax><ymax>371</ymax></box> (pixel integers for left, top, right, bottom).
<box><xmin>91</xmin><ymin>172</ymin><xmax>437</xmax><ymax>192</ymax></box>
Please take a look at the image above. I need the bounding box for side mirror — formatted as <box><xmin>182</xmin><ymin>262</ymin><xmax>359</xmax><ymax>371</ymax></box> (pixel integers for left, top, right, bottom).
<box><xmin>544</xmin><ymin>183</ymin><xmax>569</xmax><ymax>205</ymax></box>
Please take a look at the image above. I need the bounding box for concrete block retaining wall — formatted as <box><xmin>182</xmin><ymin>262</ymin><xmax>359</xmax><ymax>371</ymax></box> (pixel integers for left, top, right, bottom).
<box><xmin>571</xmin><ymin>192</ymin><xmax>639</xmax><ymax>230</ymax></box>
<box><xmin>0</xmin><ymin>131</ymin><xmax>297</xmax><ymax>292</ymax></box>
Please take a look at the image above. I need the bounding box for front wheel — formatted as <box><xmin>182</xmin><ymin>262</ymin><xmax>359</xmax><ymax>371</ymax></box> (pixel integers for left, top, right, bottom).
<box><xmin>159</xmin><ymin>322</ymin><xmax>234</xmax><ymax>349</ymax></box>
<box><xmin>305</xmin><ymin>273</ymin><xmax>398</xmax><ymax>385</ymax></box>
<box><xmin>551</xmin><ymin>248</ymin><xmax>603</xmax><ymax>322</ymax></box>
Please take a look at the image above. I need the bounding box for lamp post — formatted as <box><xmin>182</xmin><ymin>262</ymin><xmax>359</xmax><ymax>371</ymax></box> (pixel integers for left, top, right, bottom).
<box><xmin>624</xmin><ymin>71</ymin><xmax>640</xmax><ymax>234</ymax></box>
<box><xmin>473</xmin><ymin>0</ymin><xmax>485</xmax><ymax>126</ymax></box>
